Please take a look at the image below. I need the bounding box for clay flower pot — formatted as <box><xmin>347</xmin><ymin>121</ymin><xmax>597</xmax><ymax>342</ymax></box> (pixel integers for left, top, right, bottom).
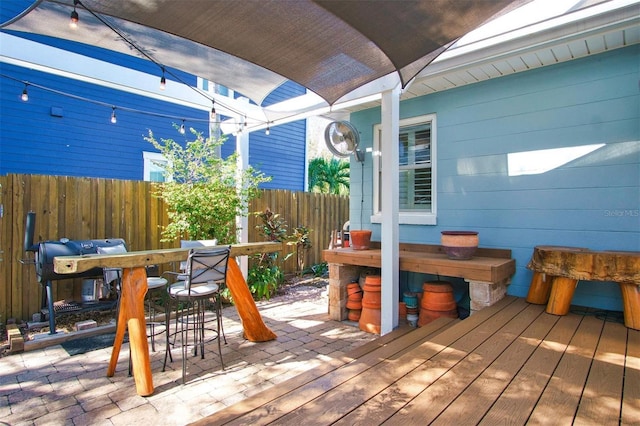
<box><xmin>350</xmin><ymin>230</ymin><xmax>372</xmax><ymax>250</ymax></box>
<box><xmin>441</xmin><ymin>231</ymin><xmax>479</xmax><ymax>260</ymax></box>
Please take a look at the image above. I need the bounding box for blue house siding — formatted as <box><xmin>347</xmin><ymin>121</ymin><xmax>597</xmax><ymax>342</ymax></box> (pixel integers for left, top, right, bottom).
<box><xmin>0</xmin><ymin>62</ymin><xmax>208</xmax><ymax>180</ymax></box>
<box><xmin>351</xmin><ymin>45</ymin><xmax>639</xmax><ymax>312</ymax></box>
<box><xmin>2</xmin><ymin>3</ymin><xmax>307</xmax><ymax>189</ymax></box>
<box><xmin>249</xmin><ymin>121</ymin><xmax>307</xmax><ymax>191</ymax></box>
<box><xmin>238</xmin><ymin>80</ymin><xmax>307</xmax><ymax>191</ymax></box>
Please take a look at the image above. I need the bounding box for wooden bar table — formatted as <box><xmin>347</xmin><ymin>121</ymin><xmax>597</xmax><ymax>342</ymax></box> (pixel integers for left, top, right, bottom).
<box><xmin>53</xmin><ymin>242</ymin><xmax>281</xmax><ymax>396</ymax></box>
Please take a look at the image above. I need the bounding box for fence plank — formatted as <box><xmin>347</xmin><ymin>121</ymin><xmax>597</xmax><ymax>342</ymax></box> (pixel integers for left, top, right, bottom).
<box><xmin>0</xmin><ymin>174</ymin><xmax>348</xmax><ymax>322</ymax></box>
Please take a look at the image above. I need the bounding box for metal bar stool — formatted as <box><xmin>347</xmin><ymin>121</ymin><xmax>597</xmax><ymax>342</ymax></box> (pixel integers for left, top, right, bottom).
<box><xmin>162</xmin><ymin>246</ymin><xmax>230</xmax><ymax>383</ymax></box>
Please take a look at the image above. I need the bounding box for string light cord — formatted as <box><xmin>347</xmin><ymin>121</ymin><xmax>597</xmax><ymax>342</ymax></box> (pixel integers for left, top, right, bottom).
<box><xmin>3</xmin><ymin>71</ymin><xmax>319</xmax><ymax>133</ymax></box>
<box><xmin>1</xmin><ymin>72</ymin><xmax>215</xmax><ymax>124</ymax></box>
<box><xmin>2</xmin><ymin>2</ymin><xmax>319</xmax><ymax>132</ymax></box>
<box><xmin>72</xmin><ymin>0</ymin><xmax>256</xmax><ymax>123</ymax></box>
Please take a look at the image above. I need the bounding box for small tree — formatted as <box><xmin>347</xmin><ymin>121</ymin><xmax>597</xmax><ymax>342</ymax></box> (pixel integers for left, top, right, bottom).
<box><xmin>308</xmin><ymin>157</ymin><xmax>350</xmax><ymax>195</ymax></box>
<box><xmin>145</xmin><ymin>127</ymin><xmax>270</xmax><ymax>243</ymax></box>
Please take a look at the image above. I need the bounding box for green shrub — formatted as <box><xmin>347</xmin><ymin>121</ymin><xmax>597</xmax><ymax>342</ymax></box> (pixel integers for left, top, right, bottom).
<box><xmin>145</xmin><ymin>127</ymin><xmax>270</xmax><ymax>242</ymax></box>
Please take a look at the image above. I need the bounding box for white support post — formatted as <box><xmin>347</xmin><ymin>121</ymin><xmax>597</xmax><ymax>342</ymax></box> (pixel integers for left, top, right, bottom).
<box><xmin>236</xmin><ymin>98</ymin><xmax>250</xmax><ymax>277</ymax></box>
<box><xmin>380</xmin><ymin>86</ymin><xmax>400</xmax><ymax>335</ymax></box>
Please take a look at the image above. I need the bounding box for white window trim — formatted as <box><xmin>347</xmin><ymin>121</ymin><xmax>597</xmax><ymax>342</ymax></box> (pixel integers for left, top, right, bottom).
<box><xmin>143</xmin><ymin>151</ymin><xmax>169</xmax><ymax>182</ymax></box>
<box><xmin>371</xmin><ymin>114</ymin><xmax>437</xmax><ymax>225</ymax></box>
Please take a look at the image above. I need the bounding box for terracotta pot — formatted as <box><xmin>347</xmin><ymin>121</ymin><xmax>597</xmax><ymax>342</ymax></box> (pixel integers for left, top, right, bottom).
<box><xmin>347</xmin><ymin>293</ymin><xmax>362</xmax><ymax>302</ymax></box>
<box><xmin>359</xmin><ymin>275</ymin><xmax>381</xmax><ymax>334</ymax></box>
<box><xmin>398</xmin><ymin>302</ymin><xmax>407</xmax><ymax>319</ymax></box>
<box><xmin>350</xmin><ymin>230</ymin><xmax>372</xmax><ymax>250</ymax></box>
<box><xmin>419</xmin><ymin>280</ymin><xmax>458</xmax><ymax>326</ymax></box>
<box><xmin>418</xmin><ymin>307</ymin><xmax>458</xmax><ymax>326</ymax></box>
<box><xmin>348</xmin><ymin>309</ymin><xmax>361</xmax><ymax>321</ymax></box>
<box><xmin>421</xmin><ymin>281</ymin><xmax>456</xmax><ymax>311</ymax></box>
<box><xmin>347</xmin><ymin>282</ymin><xmax>363</xmax><ymax>297</ymax></box>
<box><xmin>346</xmin><ymin>299</ymin><xmax>362</xmax><ymax>310</ymax></box>
<box><xmin>361</xmin><ymin>276</ymin><xmax>381</xmax><ymax>309</ymax></box>
<box><xmin>441</xmin><ymin>231</ymin><xmax>479</xmax><ymax>260</ymax></box>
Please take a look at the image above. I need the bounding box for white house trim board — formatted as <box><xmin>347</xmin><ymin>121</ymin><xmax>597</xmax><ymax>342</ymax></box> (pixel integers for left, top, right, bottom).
<box><xmin>380</xmin><ymin>86</ymin><xmax>401</xmax><ymax>335</ymax></box>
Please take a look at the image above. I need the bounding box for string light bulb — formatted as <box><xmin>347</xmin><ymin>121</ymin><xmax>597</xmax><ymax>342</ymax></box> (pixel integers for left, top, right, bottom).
<box><xmin>70</xmin><ymin>0</ymin><xmax>79</xmax><ymax>29</ymax></box>
<box><xmin>159</xmin><ymin>67</ymin><xmax>166</xmax><ymax>90</ymax></box>
<box><xmin>265</xmin><ymin>123</ymin><xmax>270</xmax><ymax>135</ymax></box>
<box><xmin>179</xmin><ymin>120</ymin><xmax>186</xmax><ymax>134</ymax></box>
<box><xmin>21</xmin><ymin>84</ymin><xmax>29</xmax><ymax>101</ymax></box>
<box><xmin>110</xmin><ymin>107</ymin><xmax>117</xmax><ymax>124</ymax></box>
<box><xmin>210</xmin><ymin>100</ymin><xmax>216</xmax><ymax>119</ymax></box>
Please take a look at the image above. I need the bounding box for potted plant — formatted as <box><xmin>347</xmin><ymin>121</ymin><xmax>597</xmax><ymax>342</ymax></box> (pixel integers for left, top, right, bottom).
<box><xmin>440</xmin><ymin>231</ymin><xmax>479</xmax><ymax>260</ymax></box>
<box><xmin>350</xmin><ymin>229</ymin><xmax>372</xmax><ymax>250</ymax></box>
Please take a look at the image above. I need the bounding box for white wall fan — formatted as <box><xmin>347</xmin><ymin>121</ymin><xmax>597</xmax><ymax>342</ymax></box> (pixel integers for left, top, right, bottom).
<box><xmin>324</xmin><ymin>121</ymin><xmax>365</xmax><ymax>162</ymax></box>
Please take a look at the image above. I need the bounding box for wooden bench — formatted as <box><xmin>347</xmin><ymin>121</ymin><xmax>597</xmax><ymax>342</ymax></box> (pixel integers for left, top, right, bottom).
<box><xmin>323</xmin><ymin>242</ymin><xmax>516</xmax><ymax>320</ymax></box>
<box><xmin>526</xmin><ymin>245</ymin><xmax>640</xmax><ymax>330</ymax></box>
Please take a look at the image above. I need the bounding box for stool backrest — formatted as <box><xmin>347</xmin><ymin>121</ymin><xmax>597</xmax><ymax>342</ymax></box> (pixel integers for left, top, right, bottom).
<box><xmin>185</xmin><ymin>247</ymin><xmax>230</xmax><ymax>291</ymax></box>
<box><xmin>180</xmin><ymin>239</ymin><xmax>218</xmax><ymax>271</ymax></box>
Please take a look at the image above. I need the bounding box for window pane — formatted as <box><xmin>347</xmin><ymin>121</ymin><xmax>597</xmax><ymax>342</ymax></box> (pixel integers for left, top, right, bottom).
<box><xmin>398</xmin><ymin>122</ymin><xmax>431</xmax><ymax>211</ymax></box>
<box><xmin>372</xmin><ymin>114</ymin><xmax>436</xmax><ymax>222</ymax></box>
<box><xmin>149</xmin><ymin>170</ymin><xmax>165</xmax><ymax>182</ymax></box>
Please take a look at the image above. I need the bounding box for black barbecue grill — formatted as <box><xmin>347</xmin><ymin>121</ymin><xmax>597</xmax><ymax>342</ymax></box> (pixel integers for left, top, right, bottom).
<box><xmin>24</xmin><ymin>212</ymin><xmax>125</xmax><ymax>334</ymax></box>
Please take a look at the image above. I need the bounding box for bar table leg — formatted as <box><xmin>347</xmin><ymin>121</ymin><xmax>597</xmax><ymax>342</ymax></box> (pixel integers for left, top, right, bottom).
<box><xmin>107</xmin><ymin>267</ymin><xmax>154</xmax><ymax>396</ymax></box>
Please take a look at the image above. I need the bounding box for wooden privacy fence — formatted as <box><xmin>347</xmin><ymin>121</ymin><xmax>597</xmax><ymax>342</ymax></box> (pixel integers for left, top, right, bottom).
<box><xmin>0</xmin><ymin>174</ymin><xmax>349</xmax><ymax>322</ymax></box>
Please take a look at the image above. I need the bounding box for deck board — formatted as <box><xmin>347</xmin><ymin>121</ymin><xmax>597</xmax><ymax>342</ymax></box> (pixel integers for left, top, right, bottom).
<box><xmin>478</xmin><ymin>313</ymin><xmax>582</xmax><ymax>425</ymax></box>
<box><xmin>336</xmin><ymin>297</ymin><xmax>526</xmax><ymax>425</ymax></box>
<box><xmin>528</xmin><ymin>315</ymin><xmax>603</xmax><ymax>424</ymax></box>
<box><xmin>575</xmin><ymin>320</ymin><xmax>627</xmax><ymax>425</ymax></box>
<box><xmin>431</xmin><ymin>305</ymin><xmax>557</xmax><ymax>425</ymax></box>
<box><xmin>192</xmin><ymin>297</ymin><xmax>635</xmax><ymax>426</ymax></box>
<box><xmin>622</xmin><ymin>329</ymin><xmax>640</xmax><ymax>424</ymax></box>
<box><xmin>385</xmin><ymin>300</ymin><xmax>539</xmax><ymax>425</ymax></box>
<box><xmin>275</xmin><ymin>300</ymin><xmax>528</xmax><ymax>425</ymax></box>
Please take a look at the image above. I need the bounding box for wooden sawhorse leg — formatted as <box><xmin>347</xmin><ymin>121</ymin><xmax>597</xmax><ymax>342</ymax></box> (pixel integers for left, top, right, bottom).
<box><xmin>107</xmin><ymin>267</ymin><xmax>154</xmax><ymax>396</ymax></box>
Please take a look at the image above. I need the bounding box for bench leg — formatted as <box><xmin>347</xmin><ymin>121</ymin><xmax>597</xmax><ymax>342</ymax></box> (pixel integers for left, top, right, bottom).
<box><xmin>526</xmin><ymin>272</ymin><xmax>553</xmax><ymax>305</ymax></box>
<box><xmin>619</xmin><ymin>281</ymin><xmax>640</xmax><ymax>330</ymax></box>
<box><xmin>546</xmin><ymin>277</ymin><xmax>578</xmax><ymax>316</ymax></box>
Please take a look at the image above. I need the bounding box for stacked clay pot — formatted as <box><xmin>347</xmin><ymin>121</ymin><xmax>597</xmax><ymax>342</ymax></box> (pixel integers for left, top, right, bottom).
<box><xmin>418</xmin><ymin>281</ymin><xmax>458</xmax><ymax>326</ymax></box>
<box><xmin>403</xmin><ymin>292</ymin><xmax>419</xmax><ymax>327</ymax></box>
<box><xmin>346</xmin><ymin>281</ymin><xmax>363</xmax><ymax>321</ymax></box>
<box><xmin>359</xmin><ymin>275</ymin><xmax>381</xmax><ymax>334</ymax></box>
<box><xmin>398</xmin><ymin>302</ymin><xmax>407</xmax><ymax>324</ymax></box>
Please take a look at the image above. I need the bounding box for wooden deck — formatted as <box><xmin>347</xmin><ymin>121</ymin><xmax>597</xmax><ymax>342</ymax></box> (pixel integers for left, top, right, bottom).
<box><xmin>193</xmin><ymin>296</ymin><xmax>640</xmax><ymax>425</ymax></box>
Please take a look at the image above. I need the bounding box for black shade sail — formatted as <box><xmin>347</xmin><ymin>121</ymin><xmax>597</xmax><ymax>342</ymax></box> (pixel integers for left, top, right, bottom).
<box><xmin>2</xmin><ymin>0</ymin><xmax>527</xmax><ymax>106</ymax></box>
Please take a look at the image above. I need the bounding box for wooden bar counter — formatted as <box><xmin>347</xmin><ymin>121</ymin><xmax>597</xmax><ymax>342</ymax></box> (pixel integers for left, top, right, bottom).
<box><xmin>54</xmin><ymin>242</ymin><xmax>281</xmax><ymax>396</ymax></box>
<box><xmin>323</xmin><ymin>242</ymin><xmax>516</xmax><ymax>320</ymax></box>
<box><xmin>526</xmin><ymin>245</ymin><xmax>640</xmax><ymax>330</ymax></box>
